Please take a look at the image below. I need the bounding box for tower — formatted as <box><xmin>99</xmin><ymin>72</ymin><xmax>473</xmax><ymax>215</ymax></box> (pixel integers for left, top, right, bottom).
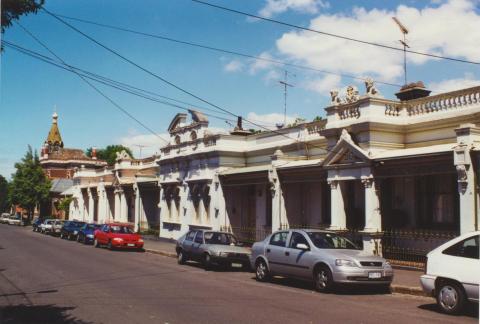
<box><xmin>45</xmin><ymin>112</ymin><xmax>64</xmax><ymax>153</ymax></box>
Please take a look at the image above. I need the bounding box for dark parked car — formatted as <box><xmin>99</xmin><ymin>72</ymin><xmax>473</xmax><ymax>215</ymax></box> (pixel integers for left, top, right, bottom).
<box><xmin>77</xmin><ymin>223</ymin><xmax>102</xmax><ymax>244</ymax></box>
<box><xmin>176</xmin><ymin>230</ymin><xmax>251</xmax><ymax>270</ymax></box>
<box><xmin>60</xmin><ymin>221</ymin><xmax>86</xmax><ymax>240</ymax></box>
<box><xmin>32</xmin><ymin>218</ymin><xmax>44</xmax><ymax>232</ymax></box>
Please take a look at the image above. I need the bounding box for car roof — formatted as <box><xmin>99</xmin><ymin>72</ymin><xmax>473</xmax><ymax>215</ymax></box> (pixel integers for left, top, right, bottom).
<box><xmin>104</xmin><ymin>222</ymin><xmax>133</xmax><ymax>226</ymax></box>
<box><xmin>281</xmin><ymin>228</ymin><xmax>335</xmax><ymax>234</ymax></box>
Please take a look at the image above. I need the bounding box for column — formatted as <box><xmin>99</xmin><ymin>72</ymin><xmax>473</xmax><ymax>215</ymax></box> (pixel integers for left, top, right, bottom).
<box><xmin>361</xmin><ymin>177</ymin><xmax>382</xmax><ymax>255</ymax></box>
<box><xmin>114</xmin><ymin>189</ymin><xmax>121</xmax><ymax>222</ymax></box>
<box><xmin>120</xmin><ymin>189</ymin><xmax>128</xmax><ymax>223</ymax></box>
<box><xmin>133</xmin><ymin>184</ymin><xmax>141</xmax><ymax>232</ymax></box>
<box><xmin>87</xmin><ymin>188</ymin><xmax>94</xmax><ymax>223</ymax></box>
<box><xmin>158</xmin><ymin>184</ymin><xmax>166</xmax><ymax>238</ymax></box>
<box><xmin>328</xmin><ymin>180</ymin><xmax>346</xmax><ymax>230</ymax></box>
<box><xmin>271</xmin><ymin>178</ymin><xmax>286</xmax><ymax>231</ymax></box>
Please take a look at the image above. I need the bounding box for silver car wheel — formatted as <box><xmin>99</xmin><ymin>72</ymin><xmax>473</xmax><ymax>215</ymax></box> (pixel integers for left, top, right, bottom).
<box><xmin>317</xmin><ymin>271</ymin><xmax>328</xmax><ymax>288</ymax></box>
<box><xmin>256</xmin><ymin>262</ymin><xmax>266</xmax><ymax>279</ymax></box>
<box><xmin>439</xmin><ymin>285</ymin><xmax>458</xmax><ymax>310</ymax></box>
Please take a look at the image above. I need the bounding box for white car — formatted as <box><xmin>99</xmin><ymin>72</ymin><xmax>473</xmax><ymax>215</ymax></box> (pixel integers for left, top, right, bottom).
<box><xmin>420</xmin><ymin>231</ymin><xmax>479</xmax><ymax>314</ymax></box>
<box><xmin>8</xmin><ymin>215</ymin><xmax>22</xmax><ymax>226</ymax></box>
<box><xmin>40</xmin><ymin>219</ymin><xmax>55</xmax><ymax>234</ymax></box>
<box><xmin>0</xmin><ymin>213</ymin><xmax>10</xmax><ymax>224</ymax></box>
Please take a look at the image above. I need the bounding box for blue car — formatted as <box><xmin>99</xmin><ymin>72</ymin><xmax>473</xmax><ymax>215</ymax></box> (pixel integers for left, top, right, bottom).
<box><xmin>32</xmin><ymin>218</ymin><xmax>44</xmax><ymax>232</ymax></box>
<box><xmin>77</xmin><ymin>223</ymin><xmax>102</xmax><ymax>244</ymax></box>
<box><xmin>60</xmin><ymin>221</ymin><xmax>86</xmax><ymax>240</ymax></box>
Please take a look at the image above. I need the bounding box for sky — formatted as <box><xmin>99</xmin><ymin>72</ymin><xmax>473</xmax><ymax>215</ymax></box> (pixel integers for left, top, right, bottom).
<box><xmin>1</xmin><ymin>0</ymin><xmax>479</xmax><ymax>179</ymax></box>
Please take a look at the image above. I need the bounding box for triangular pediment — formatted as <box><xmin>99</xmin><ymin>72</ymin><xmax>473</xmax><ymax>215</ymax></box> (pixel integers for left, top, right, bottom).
<box><xmin>322</xmin><ymin>130</ymin><xmax>371</xmax><ymax>167</ymax></box>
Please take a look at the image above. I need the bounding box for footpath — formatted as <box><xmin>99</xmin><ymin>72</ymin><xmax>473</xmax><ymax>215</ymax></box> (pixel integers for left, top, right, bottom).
<box><xmin>143</xmin><ymin>236</ymin><xmax>426</xmax><ymax>297</ymax></box>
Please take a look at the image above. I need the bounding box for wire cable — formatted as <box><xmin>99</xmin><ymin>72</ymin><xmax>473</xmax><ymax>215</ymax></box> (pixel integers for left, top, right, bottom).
<box><xmin>49</xmin><ymin>11</ymin><xmax>402</xmax><ymax>88</ymax></box>
<box><xmin>190</xmin><ymin>0</ymin><xmax>480</xmax><ymax>65</ymax></box>
<box><xmin>14</xmin><ymin>21</ymin><xmax>170</xmax><ymax>144</ymax></box>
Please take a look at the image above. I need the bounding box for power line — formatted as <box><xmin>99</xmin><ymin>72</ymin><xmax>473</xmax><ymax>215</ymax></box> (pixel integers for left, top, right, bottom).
<box><xmin>1</xmin><ymin>40</ymin><xmax>248</xmax><ymax>127</ymax></box>
<box><xmin>13</xmin><ymin>21</ymin><xmax>170</xmax><ymax>144</ymax></box>
<box><xmin>41</xmin><ymin>8</ymin><xmax>330</xmax><ymax>154</ymax></box>
<box><xmin>49</xmin><ymin>11</ymin><xmax>402</xmax><ymax>88</ymax></box>
<box><xmin>190</xmin><ymin>0</ymin><xmax>480</xmax><ymax>66</ymax></box>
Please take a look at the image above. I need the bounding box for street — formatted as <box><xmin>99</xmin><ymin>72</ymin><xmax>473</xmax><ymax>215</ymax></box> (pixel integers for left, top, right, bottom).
<box><xmin>0</xmin><ymin>225</ymin><xmax>477</xmax><ymax>324</ymax></box>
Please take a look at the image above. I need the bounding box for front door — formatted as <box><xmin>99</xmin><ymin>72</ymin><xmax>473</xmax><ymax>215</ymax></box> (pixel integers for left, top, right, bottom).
<box><xmin>265</xmin><ymin>231</ymin><xmax>289</xmax><ymax>275</ymax></box>
<box><xmin>284</xmin><ymin>231</ymin><xmax>312</xmax><ymax>279</ymax></box>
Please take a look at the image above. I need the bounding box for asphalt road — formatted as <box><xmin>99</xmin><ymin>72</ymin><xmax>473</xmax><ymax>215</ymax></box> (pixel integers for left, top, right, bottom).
<box><xmin>0</xmin><ymin>225</ymin><xmax>478</xmax><ymax>324</ymax></box>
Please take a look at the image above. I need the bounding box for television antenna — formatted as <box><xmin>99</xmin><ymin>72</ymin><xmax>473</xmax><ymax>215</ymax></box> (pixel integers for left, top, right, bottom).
<box><xmin>133</xmin><ymin>144</ymin><xmax>149</xmax><ymax>158</ymax></box>
<box><xmin>278</xmin><ymin>70</ymin><xmax>295</xmax><ymax>126</ymax></box>
<box><xmin>392</xmin><ymin>17</ymin><xmax>409</xmax><ymax>85</ymax></box>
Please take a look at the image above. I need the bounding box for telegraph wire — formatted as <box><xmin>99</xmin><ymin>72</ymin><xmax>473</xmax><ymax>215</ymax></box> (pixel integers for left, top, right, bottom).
<box><xmin>49</xmin><ymin>11</ymin><xmax>402</xmax><ymax>88</ymax></box>
<box><xmin>13</xmin><ymin>21</ymin><xmax>170</xmax><ymax>144</ymax></box>
<box><xmin>190</xmin><ymin>0</ymin><xmax>480</xmax><ymax>66</ymax></box>
<box><xmin>40</xmin><ymin>9</ymin><xmax>331</xmax><ymax>154</ymax></box>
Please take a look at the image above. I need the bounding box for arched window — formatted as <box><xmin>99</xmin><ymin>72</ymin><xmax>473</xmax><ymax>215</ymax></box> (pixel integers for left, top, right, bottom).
<box><xmin>174</xmin><ymin>135</ymin><xmax>181</xmax><ymax>145</ymax></box>
<box><xmin>190</xmin><ymin>131</ymin><xmax>197</xmax><ymax>141</ymax></box>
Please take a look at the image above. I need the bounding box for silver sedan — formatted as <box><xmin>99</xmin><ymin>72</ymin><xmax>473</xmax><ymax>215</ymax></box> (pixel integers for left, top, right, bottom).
<box><xmin>250</xmin><ymin>229</ymin><xmax>393</xmax><ymax>292</ymax></box>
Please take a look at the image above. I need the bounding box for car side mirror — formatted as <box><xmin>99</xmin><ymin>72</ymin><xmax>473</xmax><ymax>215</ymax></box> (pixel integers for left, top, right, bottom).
<box><xmin>296</xmin><ymin>243</ymin><xmax>309</xmax><ymax>251</ymax></box>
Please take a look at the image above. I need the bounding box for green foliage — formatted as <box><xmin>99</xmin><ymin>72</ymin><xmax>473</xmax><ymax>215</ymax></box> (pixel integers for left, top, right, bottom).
<box><xmin>85</xmin><ymin>145</ymin><xmax>134</xmax><ymax>166</ymax></box>
<box><xmin>313</xmin><ymin>116</ymin><xmax>324</xmax><ymax>122</ymax></box>
<box><xmin>0</xmin><ymin>175</ymin><xmax>9</xmax><ymax>212</ymax></box>
<box><xmin>287</xmin><ymin>117</ymin><xmax>306</xmax><ymax>128</ymax></box>
<box><xmin>57</xmin><ymin>196</ymin><xmax>73</xmax><ymax>214</ymax></box>
<box><xmin>1</xmin><ymin>0</ymin><xmax>44</xmax><ymax>33</ymax></box>
<box><xmin>9</xmin><ymin>146</ymin><xmax>51</xmax><ymax>216</ymax></box>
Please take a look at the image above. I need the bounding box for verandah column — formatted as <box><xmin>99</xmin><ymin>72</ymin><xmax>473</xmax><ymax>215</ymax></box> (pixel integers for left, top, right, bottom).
<box><xmin>361</xmin><ymin>176</ymin><xmax>382</xmax><ymax>255</ymax></box>
<box><xmin>328</xmin><ymin>180</ymin><xmax>346</xmax><ymax>230</ymax></box>
<box><xmin>133</xmin><ymin>183</ymin><xmax>141</xmax><ymax>232</ymax></box>
<box><xmin>87</xmin><ymin>188</ymin><xmax>94</xmax><ymax>223</ymax></box>
<box><xmin>114</xmin><ymin>189</ymin><xmax>121</xmax><ymax>222</ymax></box>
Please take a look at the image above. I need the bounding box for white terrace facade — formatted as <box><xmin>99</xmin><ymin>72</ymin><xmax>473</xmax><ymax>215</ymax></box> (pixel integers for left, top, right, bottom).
<box><xmin>69</xmin><ymin>83</ymin><xmax>480</xmax><ymax>261</ymax></box>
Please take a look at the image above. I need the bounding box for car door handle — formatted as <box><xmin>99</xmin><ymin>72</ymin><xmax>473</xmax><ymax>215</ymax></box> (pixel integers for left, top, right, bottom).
<box><xmin>285</xmin><ymin>251</ymin><xmax>290</xmax><ymax>256</ymax></box>
<box><xmin>266</xmin><ymin>249</ymin><xmax>271</xmax><ymax>253</ymax></box>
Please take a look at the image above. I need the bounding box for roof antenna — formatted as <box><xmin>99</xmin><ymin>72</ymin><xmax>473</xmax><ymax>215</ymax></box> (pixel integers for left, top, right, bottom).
<box><xmin>278</xmin><ymin>69</ymin><xmax>294</xmax><ymax>127</ymax></box>
<box><xmin>392</xmin><ymin>17</ymin><xmax>409</xmax><ymax>86</ymax></box>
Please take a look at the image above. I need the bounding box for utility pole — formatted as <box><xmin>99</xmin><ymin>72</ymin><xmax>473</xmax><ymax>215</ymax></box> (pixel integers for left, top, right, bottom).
<box><xmin>278</xmin><ymin>70</ymin><xmax>294</xmax><ymax>126</ymax></box>
<box><xmin>133</xmin><ymin>144</ymin><xmax>149</xmax><ymax>159</ymax></box>
<box><xmin>392</xmin><ymin>17</ymin><xmax>409</xmax><ymax>86</ymax></box>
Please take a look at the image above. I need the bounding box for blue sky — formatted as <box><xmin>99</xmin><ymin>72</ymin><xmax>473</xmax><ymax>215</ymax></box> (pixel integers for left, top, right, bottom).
<box><xmin>1</xmin><ymin>0</ymin><xmax>479</xmax><ymax>179</ymax></box>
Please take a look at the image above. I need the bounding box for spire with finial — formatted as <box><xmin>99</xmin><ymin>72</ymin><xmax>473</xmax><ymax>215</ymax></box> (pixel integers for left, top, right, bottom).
<box><xmin>45</xmin><ymin>108</ymin><xmax>64</xmax><ymax>151</ymax></box>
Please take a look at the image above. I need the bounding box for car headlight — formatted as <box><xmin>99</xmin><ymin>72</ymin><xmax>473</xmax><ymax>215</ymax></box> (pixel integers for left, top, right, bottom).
<box><xmin>112</xmin><ymin>238</ymin><xmax>124</xmax><ymax>242</ymax></box>
<box><xmin>384</xmin><ymin>261</ymin><xmax>391</xmax><ymax>267</ymax></box>
<box><xmin>335</xmin><ymin>259</ymin><xmax>358</xmax><ymax>267</ymax></box>
<box><xmin>138</xmin><ymin>239</ymin><xmax>144</xmax><ymax>243</ymax></box>
<box><xmin>86</xmin><ymin>234</ymin><xmax>94</xmax><ymax>238</ymax></box>
<box><xmin>73</xmin><ymin>231</ymin><xmax>78</xmax><ymax>235</ymax></box>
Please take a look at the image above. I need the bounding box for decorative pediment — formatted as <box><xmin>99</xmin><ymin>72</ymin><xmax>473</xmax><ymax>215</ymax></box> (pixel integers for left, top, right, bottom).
<box><xmin>322</xmin><ymin>129</ymin><xmax>371</xmax><ymax>167</ymax></box>
<box><xmin>168</xmin><ymin>113</ymin><xmax>188</xmax><ymax>133</ymax></box>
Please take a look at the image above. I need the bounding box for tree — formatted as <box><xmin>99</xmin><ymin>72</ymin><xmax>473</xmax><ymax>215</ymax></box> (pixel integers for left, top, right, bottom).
<box><xmin>57</xmin><ymin>196</ymin><xmax>73</xmax><ymax>216</ymax></box>
<box><xmin>0</xmin><ymin>175</ymin><xmax>9</xmax><ymax>212</ymax></box>
<box><xmin>1</xmin><ymin>0</ymin><xmax>44</xmax><ymax>33</ymax></box>
<box><xmin>9</xmin><ymin>146</ymin><xmax>51</xmax><ymax>218</ymax></box>
<box><xmin>85</xmin><ymin>145</ymin><xmax>134</xmax><ymax>166</ymax></box>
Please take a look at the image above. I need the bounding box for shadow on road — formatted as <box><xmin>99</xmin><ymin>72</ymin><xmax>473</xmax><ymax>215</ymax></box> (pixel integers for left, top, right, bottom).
<box><xmin>418</xmin><ymin>303</ymin><xmax>479</xmax><ymax>318</ymax></box>
<box><xmin>181</xmin><ymin>261</ymin><xmax>251</xmax><ymax>273</ymax></box>
<box><xmin>258</xmin><ymin>276</ymin><xmax>391</xmax><ymax>295</ymax></box>
<box><xmin>0</xmin><ymin>304</ymin><xmax>93</xmax><ymax>324</ymax></box>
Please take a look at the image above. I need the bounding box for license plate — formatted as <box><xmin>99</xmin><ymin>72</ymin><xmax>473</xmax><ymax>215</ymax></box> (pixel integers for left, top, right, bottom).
<box><xmin>231</xmin><ymin>263</ymin><xmax>243</xmax><ymax>268</ymax></box>
<box><xmin>368</xmin><ymin>272</ymin><xmax>382</xmax><ymax>279</ymax></box>
<box><xmin>127</xmin><ymin>243</ymin><xmax>135</xmax><ymax>247</ymax></box>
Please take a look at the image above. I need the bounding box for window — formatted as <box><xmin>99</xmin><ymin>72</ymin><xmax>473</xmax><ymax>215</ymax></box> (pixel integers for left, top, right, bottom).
<box><xmin>289</xmin><ymin>232</ymin><xmax>309</xmax><ymax>249</ymax></box>
<box><xmin>190</xmin><ymin>131</ymin><xmax>197</xmax><ymax>141</ymax></box>
<box><xmin>185</xmin><ymin>231</ymin><xmax>196</xmax><ymax>241</ymax></box>
<box><xmin>443</xmin><ymin>235</ymin><xmax>479</xmax><ymax>259</ymax></box>
<box><xmin>307</xmin><ymin>232</ymin><xmax>359</xmax><ymax>250</ymax></box>
<box><xmin>204</xmin><ymin>232</ymin><xmax>237</xmax><ymax>245</ymax></box>
<box><xmin>194</xmin><ymin>231</ymin><xmax>204</xmax><ymax>244</ymax></box>
<box><xmin>269</xmin><ymin>232</ymin><xmax>288</xmax><ymax>247</ymax></box>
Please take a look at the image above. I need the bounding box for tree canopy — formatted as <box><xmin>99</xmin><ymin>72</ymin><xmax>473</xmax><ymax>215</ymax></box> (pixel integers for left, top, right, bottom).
<box><xmin>1</xmin><ymin>0</ymin><xmax>44</xmax><ymax>33</ymax></box>
<box><xmin>9</xmin><ymin>146</ymin><xmax>51</xmax><ymax>217</ymax></box>
<box><xmin>0</xmin><ymin>175</ymin><xmax>9</xmax><ymax>212</ymax></box>
<box><xmin>85</xmin><ymin>145</ymin><xmax>134</xmax><ymax>166</ymax></box>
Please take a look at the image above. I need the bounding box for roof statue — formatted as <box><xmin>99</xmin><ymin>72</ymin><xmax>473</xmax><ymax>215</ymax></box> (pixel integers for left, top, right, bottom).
<box><xmin>364</xmin><ymin>78</ymin><xmax>381</xmax><ymax>98</ymax></box>
<box><xmin>116</xmin><ymin>150</ymin><xmax>133</xmax><ymax>161</ymax></box>
<box><xmin>330</xmin><ymin>89</ymin><xmax>343</xmax><ymax>106</ymax></box>
<box><xmin>45</xmin><ymin>112</ymin><xmax>64</xmax><ymax>149</ymax></box>
<box><xmin>345</xmin><ymin>85</ymin><xmax>360</xmax><ymax>103</ymax></box>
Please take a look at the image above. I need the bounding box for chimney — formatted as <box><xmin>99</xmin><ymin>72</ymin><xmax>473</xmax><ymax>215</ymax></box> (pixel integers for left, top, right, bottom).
<box><xmin>230</xmin><ymin>116</ymin><xmax>252</xmax><ymax>136</ymax></box>
<box><xmin>395</xmin><ymin>81</ymin><xmax>431</xmax><ymax>101</ymax></box>
<box><xmin>92</xmin><ymin>147</ymin><xmax>97</xmax><ymax>160</ymax></box>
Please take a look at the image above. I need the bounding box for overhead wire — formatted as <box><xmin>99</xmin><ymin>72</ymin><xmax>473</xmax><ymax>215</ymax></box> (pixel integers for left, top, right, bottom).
<box><xmin>190</xmin><ymin>0</ymin><xmax>480</xmax><ymax>66</ymax></box>
<box><xmin>49</xmin><ymin>11</ymin><xmax>402</xmax><ymax>88</ymax></box>
<box><xmin>13</xmin><ymin>21</ymin><xmax>170</xmax><ymax>144</ymax></box>
<box><xmin>40</xmin><ymin>8</ymin><xmax>331</xmax><ymax>155</ymax></box>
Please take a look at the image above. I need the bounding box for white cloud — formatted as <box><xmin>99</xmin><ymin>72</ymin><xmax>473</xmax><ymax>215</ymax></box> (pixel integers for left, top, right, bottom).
<box><xmin>304</xmin><ymin>74</ymin><xmax>342</xmax><ymax>94</ymax></box>
<box><xmin>247</xmin><ymin>112</ymin><xmax>298</xmax><ymax>128</ymax></box>
<box><xmin>274</xmin><ymin>0</ymin><xmax>480</xmax><ymax>84</ymax></box>
<box><xmin>119</xmin><ymin>133</ymin><xmax>169</xmax><ymax>158</ymax></box>
<box><xmin>223</xmin><ymin>60</ymin><xmax>244</xmax><ymax>73</ymax></box>
<box><xmin>259</xmin><ymin>0</ymin><xmax>329</xmax><ymax>18</ymax></box>
<box><xmin>429</xmin><ymin>73</ymin><xmax>480</xmax><ymax>93</ymax></box>
<box><xmin>248</xmin><ymin>52</ymin><xmax>279</xmax><ymax>74</ymax></box>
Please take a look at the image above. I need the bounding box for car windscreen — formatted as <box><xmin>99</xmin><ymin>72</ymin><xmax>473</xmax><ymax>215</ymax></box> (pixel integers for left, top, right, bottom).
<box><xmin>307</xmin><ymin>232</ymin><xmax>359</xmax><ymax>250</ymax></box>
<box><xmin>86</xmin><ymin>224</ymin><xmax>101</xmax><ymax>230</ymax></box>
<box><xmin>204</xmin><ymin>232</ymin><xmax>238</xmax><ymax>245</ymax></box>
<box><xmin>110</xmin><ymin>225</ymin><xmax>134</xmax><ymax>234</ymax></box>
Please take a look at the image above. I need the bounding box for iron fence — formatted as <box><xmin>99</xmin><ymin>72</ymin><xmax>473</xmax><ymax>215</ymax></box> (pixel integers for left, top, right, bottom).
<box><xmin>220</xmin><ymin>225</ymin><xmax>272</xmax><ymax>245</ymax></box>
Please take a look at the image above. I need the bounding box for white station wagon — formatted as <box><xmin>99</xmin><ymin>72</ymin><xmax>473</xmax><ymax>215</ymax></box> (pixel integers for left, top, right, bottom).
<box><xmin>420</xmin><ymin>231</ymin><xmax>479</xmax><ymax>314</ymax></box>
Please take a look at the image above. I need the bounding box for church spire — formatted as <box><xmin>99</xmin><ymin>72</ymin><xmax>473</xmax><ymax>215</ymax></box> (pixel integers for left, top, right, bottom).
<box><xmin>45</xmin><ymin>111</ymin><xmax>64</xmax><ymax>151</ymax></box>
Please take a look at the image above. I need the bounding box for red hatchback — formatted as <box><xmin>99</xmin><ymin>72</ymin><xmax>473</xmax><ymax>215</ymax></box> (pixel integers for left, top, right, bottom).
<box><xmin>94</xmin><ymin>223</ymin><xmax>144</xmax><ymax>251</ymax></box>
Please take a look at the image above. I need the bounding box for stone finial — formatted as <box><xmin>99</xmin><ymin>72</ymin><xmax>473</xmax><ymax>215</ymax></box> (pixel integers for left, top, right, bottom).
<box><xmin>364</xmin><ymin>78</ymin><xmax>381</xmax><ymax>97</ymax></box>
<box><xmin>345</xmin><ymin>85</ymin><xmax>360</xmax><ymax>103</ymax></box>
<box><xmin>91</xmin><ymin>147</ymin><xmax>97</xmax><ymax>160</ymax></box>
<box><xmin>330</xmin><ymin>89</ymin><xmax>343</xmax><ymax>106</ymax></box>
<box><xmin>115</xmin><ymin>150</ymin><xmax>132</xmax><ymax>161</ymax></box>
